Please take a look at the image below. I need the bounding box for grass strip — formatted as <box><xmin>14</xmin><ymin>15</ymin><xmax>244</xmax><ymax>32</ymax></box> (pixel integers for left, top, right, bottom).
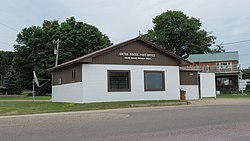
<box><xmin>0</xmin><ymin>100</ymin><xmax>184</xmax><ymax>116</ymax></box>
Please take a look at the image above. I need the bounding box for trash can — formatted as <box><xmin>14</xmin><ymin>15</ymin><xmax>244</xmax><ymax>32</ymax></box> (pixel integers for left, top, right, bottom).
<box><xmin>180</xmin><ymin>89</ymin><xmax>186</xmax><ymax>100</ymax></box>
<box><xmin>216</xmin><ymin>91</ymin><xmax>220</xmax><ymax>95</ymax></box>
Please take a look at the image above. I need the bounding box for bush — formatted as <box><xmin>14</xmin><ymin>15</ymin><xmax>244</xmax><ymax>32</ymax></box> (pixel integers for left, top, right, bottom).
<box><xmin>246</xmin><ymin>85</ymin><xmax>250</xmax><ymax>92</ymax></box>
<box><xmin>6</xmin><ymin>88</ymin><xmax>22</xmax><ymax>95</ymax></box>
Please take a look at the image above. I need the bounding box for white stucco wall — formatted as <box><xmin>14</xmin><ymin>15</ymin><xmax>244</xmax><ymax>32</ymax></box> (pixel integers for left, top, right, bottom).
<box><xmin>82</xmin><ymin>64</ymin><xmax>180</xmax><ymax>103</ymax></box>
<box><xmin>200</xmin><ymin>73</ymin><xmax>216</xmax><ymax>98</ymax></box>
<box><xmin>180</xmin><ymin>85</ymin><xmax>199</xmax><ymax>100</ymax></box>
<box><xmin>52</xmin><ymin>82</ymin><xmax>84</xmax><ymax>103</ymax></box>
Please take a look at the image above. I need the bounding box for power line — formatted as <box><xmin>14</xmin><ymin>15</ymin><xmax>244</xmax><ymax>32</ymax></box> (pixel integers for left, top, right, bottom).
<box><xmin>220</xmin><ymin>39</ymin><xmax>250</xmax><ymax>46</ymax></box>
<box><xmin>0</xmin><ymin>22</ymin><xmax>19</xmax><ymax>32</ymax></box>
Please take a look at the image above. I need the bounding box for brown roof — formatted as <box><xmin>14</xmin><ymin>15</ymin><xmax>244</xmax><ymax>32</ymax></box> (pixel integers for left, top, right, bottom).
<box><xmin>48</xmin><ymin>36</ymin><xmax>190</xmax><ymax>71</ymax></box>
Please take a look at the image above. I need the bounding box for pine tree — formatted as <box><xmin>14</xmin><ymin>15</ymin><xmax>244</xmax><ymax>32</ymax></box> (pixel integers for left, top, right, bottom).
<box><xmin>3</xmin><ymin>66</ymin><xmax>21</xmax><ymax>94</ymax></box>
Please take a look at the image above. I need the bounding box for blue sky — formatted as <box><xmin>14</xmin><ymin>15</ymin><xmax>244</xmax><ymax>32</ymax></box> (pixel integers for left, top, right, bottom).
<box><xmin>0</xmin><ymin>0</ymin><xmax>249</xmax><ymax>68</ymax></box>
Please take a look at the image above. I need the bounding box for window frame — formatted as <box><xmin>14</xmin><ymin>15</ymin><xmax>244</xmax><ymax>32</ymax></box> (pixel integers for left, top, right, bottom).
<box><xmin>144</xmin><ymin>70</ymin><xmax>165</xmax><ymax>91</ymax></box>
<box><xmin>58</xmin><ymin>78</ymin><xmax>62</xmax><ymax>85</ymax></box>
<box><xmin>107</xmin><ymin>70</ymin><xmax>131</xmax><ymax>92</ymax></box>
<box><xmin>216</xmin><ymin>62</ymin><xmax>232</xmax><ymax>69</ymax></box>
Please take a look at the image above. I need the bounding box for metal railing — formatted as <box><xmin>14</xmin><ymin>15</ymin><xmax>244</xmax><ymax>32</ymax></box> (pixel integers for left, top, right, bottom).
<box><xmin>181</xmin><ymin>64</ymin><xmax>240</xmax><ymax>73</ymax></box>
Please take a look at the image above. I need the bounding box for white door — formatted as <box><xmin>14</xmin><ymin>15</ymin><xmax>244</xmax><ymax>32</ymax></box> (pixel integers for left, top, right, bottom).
<box><xmin>199</xmin><ymin>73</ymin><xmax>216</xmax><ymax>99</ymax></box>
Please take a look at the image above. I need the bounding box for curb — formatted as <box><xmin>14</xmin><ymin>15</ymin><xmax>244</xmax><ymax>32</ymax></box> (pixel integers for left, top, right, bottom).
<box><xmin>130</xmin><ymin>101</ymin><xmax>191</xmax><ymax>107</ymax></box>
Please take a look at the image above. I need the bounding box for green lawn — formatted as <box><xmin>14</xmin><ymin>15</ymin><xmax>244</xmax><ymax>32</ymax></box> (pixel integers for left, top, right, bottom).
<box><xmin>0</xmin><ymin>95</ymin><xmax>51</xmax><ymax>100</ymax></box>
<box><xmin>217</xmin><ymin>91</ymin><xmax>250</xmax><ymax>98</ymax></box>
<box><xmin>0</xmin><ymin>90</ymin><xmax>51</xmax><ymax>100</ymax></box>
<box><xmin>0</xmin><ymin>100</ymin><xmax>183</xmax><ymax>116</ymax></box>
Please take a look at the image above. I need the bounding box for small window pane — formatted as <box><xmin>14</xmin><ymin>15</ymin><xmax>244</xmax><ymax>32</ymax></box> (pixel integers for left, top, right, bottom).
<box><xmin>58</xmin><ymin>78</ymin><xmax>62</xmax><ymax>84</ymax></box>
<box><xmin>217</xmin><ymin>77</ymin><xmax>233</xmax><ymax>86</ymax></box>
<box><xmin>108</xmin><ymin>71</ymin><xmax>130</xmax><ymax>91</ymax></box>
<box><xmin>72</xmin><ymin>69</ymin><xmax>76</xmax><ymax>81</ymax></box>
<box><xmin>145</xmin><ymin>71</ymin><xmax>165</xmax><ymax>91</ymax></box>
<box><xmin>216</xmin><ymin>62</ymin><xmax>232</xmax><ymax>69</ymax></box>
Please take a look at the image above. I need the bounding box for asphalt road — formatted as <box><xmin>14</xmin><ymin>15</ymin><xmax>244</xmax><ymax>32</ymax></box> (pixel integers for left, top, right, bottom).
<box><xmin>1</xmin><ymin>100</ymin><xmax>250</xmax><ymax>141</ymax></box>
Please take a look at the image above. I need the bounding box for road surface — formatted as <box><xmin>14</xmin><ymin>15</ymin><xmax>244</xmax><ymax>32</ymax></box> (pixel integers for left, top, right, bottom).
<box><xmin>1</xmin><ymin>99</ymin><xmax>250</xmax><ymax>141</ymax></box>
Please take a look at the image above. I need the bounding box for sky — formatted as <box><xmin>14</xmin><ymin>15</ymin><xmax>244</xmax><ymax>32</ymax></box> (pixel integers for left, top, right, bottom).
<box><xmin>0</xmin><ymin>0</ymin><xmax>249</xmax><ymax>68</ymax></box>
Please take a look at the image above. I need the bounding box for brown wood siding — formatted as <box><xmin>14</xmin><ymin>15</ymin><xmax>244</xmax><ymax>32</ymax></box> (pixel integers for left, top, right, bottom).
<box><xmin>192</xmin><ymin>60</ymin><xmax>238</xmax><ymax>66</ymax></box>
<box><xmin>92</xmin><ymin>41</ymin><xmax>180</xmax><ymax>66</ymax></box>
<box><xmin>52</xmin><ymin>63</ymin><xmax>82</xmax><ymax>85</ymax></box>
<box><xmin>190</xmin><ymin>60</ymin><xmax>238</xmax><ymax>73</ymax></box>
<box><xmin>180</xmin><ymin>71</ymin><xmax>198</xmax><ymax>85</ymax></box>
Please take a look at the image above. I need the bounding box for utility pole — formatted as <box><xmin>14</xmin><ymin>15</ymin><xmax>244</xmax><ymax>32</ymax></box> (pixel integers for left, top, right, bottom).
<box><xmin>32</xmin><ymin>79</ymin><xmax>35</xmax><ymax>102</ymax></box>
<box><xmin>55</xmin><ymin>38</ymin><xmax>60</xmax><ymax>66</ymax></box>
<box><xmin>0</xmin><ymin>75</ymin><xmax>3</xmax><ymax>86</ymax></box>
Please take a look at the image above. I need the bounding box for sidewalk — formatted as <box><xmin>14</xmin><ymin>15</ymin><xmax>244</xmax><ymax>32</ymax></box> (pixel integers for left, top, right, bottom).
<box><xmin>189</xmin><ymin>98</ymin><xmax>250</xmax><ymax>106</ymax></box>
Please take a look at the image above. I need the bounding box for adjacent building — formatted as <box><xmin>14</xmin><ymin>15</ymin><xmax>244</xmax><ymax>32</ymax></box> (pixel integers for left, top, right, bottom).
<box><xmin>187</xmin><ymin>51</ymin><xmax>240</xmax><ymax>93</ymax></box>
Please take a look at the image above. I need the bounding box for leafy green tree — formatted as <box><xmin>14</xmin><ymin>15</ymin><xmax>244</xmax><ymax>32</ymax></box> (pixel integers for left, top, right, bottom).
<box><xmin>211</xmin><ymin>45</ymin><xmax>225</xmax><ymax>53</ymax></box>
<box><xmin>242</xmin><ymin>67</ymin><xmax>250</xmax><ymax>79</ymax></box>
<box><xmin>13</xmin><ymin>17</ymin><xmax>112</xmax><ymax>91</ymax></box>
<box><xmin>143</xmin><ymin>10</ymin><xmax>216</xmax><ymax>58</ymax></box>
<box><xmin>3</xmin><ymin>66</ymin><xmax>21</xmax><ymax>93</ymax></box>
<box><xmin>0</xmin><ymin>51</ymin><xmax>15</xmax><ymax>85</ymax></box>
<box><xmin>13</xmin><ymin>24</ymin><xmax>53</xmax><ymax>90</ymax></box>
<box><xmin>58</xmin><ymin>17</ymin><xmax>112</xmax><ymax>64</ymax></box>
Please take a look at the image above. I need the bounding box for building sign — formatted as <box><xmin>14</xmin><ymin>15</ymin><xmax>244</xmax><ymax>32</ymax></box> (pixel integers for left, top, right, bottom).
<box><xmin>118</xmin><ymin>52</ymin><xmax>156</xmax><ymax>61</ymax></box>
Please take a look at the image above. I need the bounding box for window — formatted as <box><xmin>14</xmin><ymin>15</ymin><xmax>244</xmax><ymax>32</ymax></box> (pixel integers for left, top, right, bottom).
<box><xmin>72</xmin><ymin>69</ymin><xmax>76</xmax><ymax>81</ymax></box>
<box><xmin>144</xmin><ymin>71</ymin><xmax>165</xmax><ymax>91</ymax></box>
<box><xmin>108</xmin><ymin>70</ymin><xmax>131</xmax><ymax>92</ymax></box>
<box><xmin>58</xmin><ymin>78</ymin><xmax>62</xmax><ymax>85</ymax></box>
<box><xmin>217</xmin><ymin>77</ymin><xmax>233</xmax><ymax>86</ymax></box>
<box><xmin>216</xmin><ymin>62</ymin><xmax>232</xmax><ymax>69</ymax></box>
<box><xmin>205</xmin><ymin>65</ymin><xmax>210</xmax><ymax>72</ymax></box>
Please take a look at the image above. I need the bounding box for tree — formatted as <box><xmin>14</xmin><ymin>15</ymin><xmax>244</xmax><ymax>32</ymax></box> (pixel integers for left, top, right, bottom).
<box><xmin>13</xmin><ymin>17</ymin><xmax>112</xmax><ymax>91</ymax></box>
<box><xmin>143</xmin><ymin>10</ymin><xmax>216</xmax><ymax>58</ymax></box>
<box><xmin>0</xmin><ymin>51</ymin><xmax>15</xmax><ymax>85</ymax></box>
<box><xmin>58</xmin><ymin>17</ymin><xmax>112</xmax><ymax>64</ymax></box>
<box><xmin>3</xmin><ymin>66</ymin><xmax>21</xmax><ymax>94</ymax></box>
<box><xmin>211</xmin><ymin>45</ymin><xmax>225</xmax><ymax>53</ymax></box>
<box><xmin>242</xmin><ymin>67</ymin><xmax>250</xmax><ymax>79</ymax></box>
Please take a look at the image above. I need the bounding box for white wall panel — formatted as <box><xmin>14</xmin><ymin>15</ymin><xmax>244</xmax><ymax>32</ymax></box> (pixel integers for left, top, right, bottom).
<box><xmin>82</xmin><ymin>64</ymin><xmax>180</xmax><ymax>103</ymax></box>
<box><xmin>180</xmin><ymin>85</ymin><xmax>199</xmax><ymax>100</ymax></box>
<box><xmin>52</xmin><ymin>82</ymin><xmax>84</xmax><ymax>103</ymax></box>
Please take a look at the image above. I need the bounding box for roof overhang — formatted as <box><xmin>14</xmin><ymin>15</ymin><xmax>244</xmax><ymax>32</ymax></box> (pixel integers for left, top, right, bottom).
<box><xmin>215</xmin><ymin>72</ymin><xmax>240</xmax><ymax>76</ymax></box>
